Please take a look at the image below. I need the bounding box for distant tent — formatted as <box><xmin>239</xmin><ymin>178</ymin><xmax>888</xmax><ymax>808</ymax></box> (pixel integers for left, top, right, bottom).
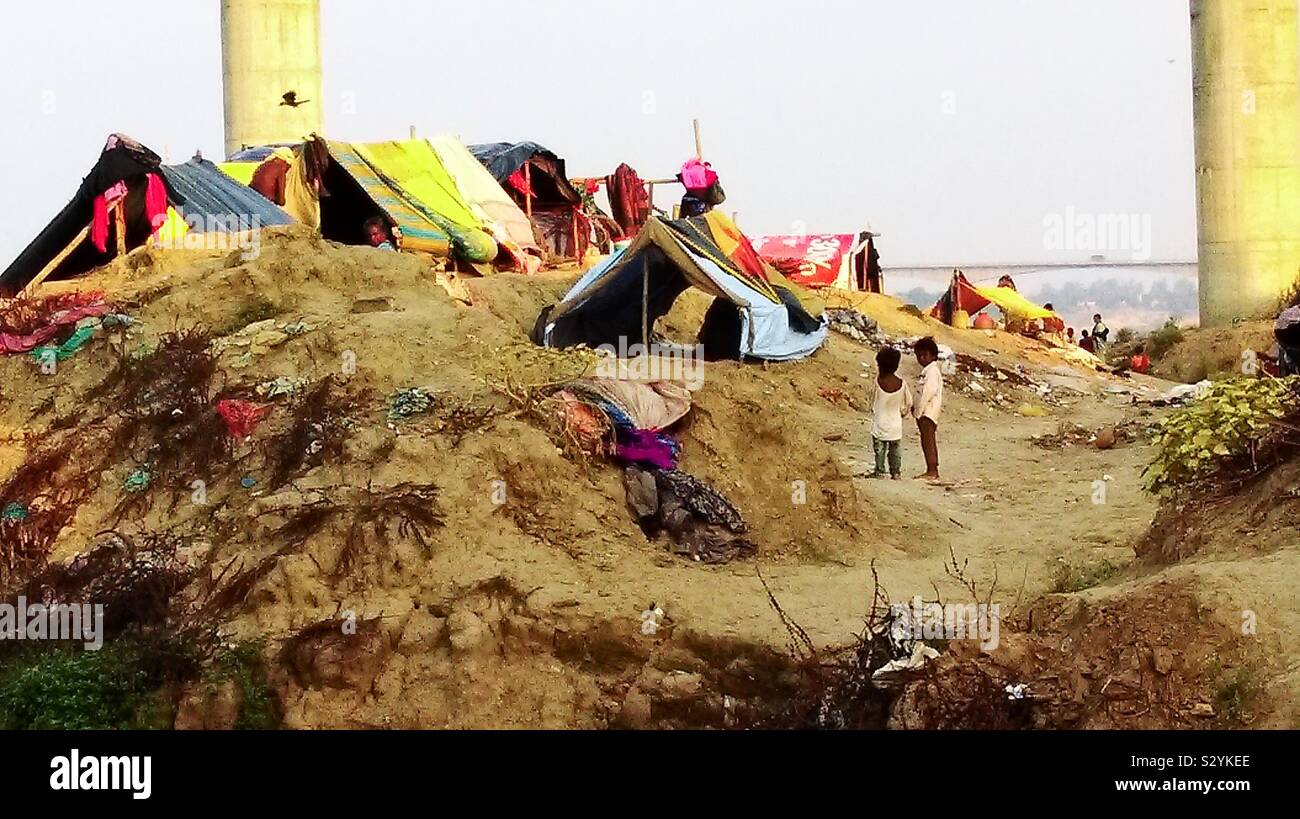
<box><xmin>428</xmin><ymin>135</ymin><xmax>541</xmax><ymax>271</ymax></box>
<box><xmin>534</xmin><ymin>212</ymin><xmax>828</xmax><ymax>361</ymax></box>
<box><xmin>752</xmin><ymin>231</ymin><xmax>882</xmax><ymax>292</ymax></box>
<box><xmin>0</xmin><ymin>134</ymin><xmax>288</xmax><ymax>296</ymax></box>
<box><xmin>469</xmin><ymin>141</ymin><xmax>586</xmax><ymax>261</ymax></box>
<box><xmin>930</xmin><ymin>271</ymin><xmax>1057</xmax><ymax>326</ymax></box>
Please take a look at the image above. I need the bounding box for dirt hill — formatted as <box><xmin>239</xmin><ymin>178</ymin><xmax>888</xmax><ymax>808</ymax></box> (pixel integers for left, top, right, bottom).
<box><xmin>1</xmin><ymin>228</ymin><xmax>1293</xmax><ymax>729</ymax></box>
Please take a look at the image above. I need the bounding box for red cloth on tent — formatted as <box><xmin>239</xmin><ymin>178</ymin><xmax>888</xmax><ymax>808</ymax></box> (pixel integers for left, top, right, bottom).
<box><xmin>929</xmin><ymin>273</ymin><xmax>991</xmax><ymax>321</ymax></box>
<box><xmin>607</xmin><ymin>163</ymin><xmax>651</xmax><ymax>236</ymax></box>
<box><xmin>215</xmin><ymin>399</ymin><xmax>271</xmax><ymax>438</ymax></box>
<box><xmin>251</xmin><ymin>157</ymin><xmax>290</xmax><ymax>205</ymax></box>
<box><xmin>144</xmin><ymin>173</ymin><xmax>167</xmax><ymax>225</ymax></box>
<box><xmin>91</xmin><ymin>182</ymin><xmax>128</xmax><ymax>252</ymax></box>
<box><xmin>507</xmin><ymin>168</ymin><xmax>533</xmax><ymax>199</ymax></box>
<box><xmin>90</xmin><ymin>175</ymin><xmax>168</xmax><ymax>252</ymax></box>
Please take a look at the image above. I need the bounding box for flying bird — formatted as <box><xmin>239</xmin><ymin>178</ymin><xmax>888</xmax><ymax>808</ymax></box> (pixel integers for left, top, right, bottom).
<box><xmin>280</xmin><ymin>91</ymin><xmax>311</xmax><ymax>108</ymax></box>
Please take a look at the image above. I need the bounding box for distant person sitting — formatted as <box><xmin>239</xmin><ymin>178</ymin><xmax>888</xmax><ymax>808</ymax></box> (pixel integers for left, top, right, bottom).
<box><xmin>1079</xmin><ymin>329</ymin><xmax>1096</xmax><ymax>354</ymax></box>
<box><xmin>1130</xmin><ymin>345</ymin><xmax>1151</xmax><ymax>374</ymax></box>
<box><xmin>1042</xmin><ymin>303</ymin><xmax>1065</xmax><ymax>335</ymax></box>
<box><xmin>997</xmin><ymin>274</ymin><xmax>1018</xmax><ymax>291</ymax></box>
<box><xmin>869</xmin><ymin>346</ymin><xmax>913</xmax><ymax>480</ymax></box>
<box><xmin>1066</xmin><ymin>327</ymin><xmax>1076</xmax><ymax>345</ymax></box>
<box><xmin>364</xmin><ymin>216</ymin><xmax>397</xmax><ymax>251</ymax></box>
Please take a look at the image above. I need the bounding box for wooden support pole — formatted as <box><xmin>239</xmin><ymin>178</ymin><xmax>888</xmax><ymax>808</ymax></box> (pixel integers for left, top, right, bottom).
<box><xmin>572</xmin><ymin>208</ymin><xmax>581</xmax><ymax>262</ymax></box>
<box><xmin>21</xmin><ymin>223</ymin><xmax>91</xmax><ymax>296</ymax></box>
<box><xmin>693</xmin><ymin>119</ymin><xmax>703</xmax><ymax>159</ymax></box>
<box><xmin>523</xmin><ymin>161</ymin><xmax>533</xmax><ymax>221</ymax></box>
<box><xmin>113</xmin><ymin>202</ymin><xmax>127</xmax><ymax>257</ymax></box>
<box><xmin>642</xmin><ymin>263</ymin><xmax>650</xmax><ymax>348</ymax></box>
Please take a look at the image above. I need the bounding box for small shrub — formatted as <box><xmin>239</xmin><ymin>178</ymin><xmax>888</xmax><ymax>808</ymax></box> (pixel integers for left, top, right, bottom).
<box><xmin>0</xmin><ymin>643</ymin><xmax>166</xmax><ymax>730</ymax></box>
<box><xmin>1051</xmin><ymin>559</ymin><xmax>1124</xmax><ymax>593</ymax></box>
<box><xmin>1144</xmin><ymin>376</ymin><xmax>1298</xmax><ymax>494</ymax></box>
<box><xmin>1146</xmin><ymin>318</ymin><xmax>1184</xmax><ymax>361</ymax></box>
<box><xmin>206</xmin><ymin>640</ymin><xmax>280</xmax><ymax>730</ymax></box>
<box><xmin>1214</xmin><ymin>666</ymin><xmax>1264</xmax><ymax>724</ymax></box>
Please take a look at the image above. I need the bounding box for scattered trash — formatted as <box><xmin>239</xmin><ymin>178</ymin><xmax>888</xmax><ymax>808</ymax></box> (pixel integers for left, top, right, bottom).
<box><xmin>257</xmin><ymin>376</ymin><xmax>309</xmax><ymax>400</ymax></box>
<box><xmin>1093</xmin><ymin>426</ymin><xmax>1117</xmax><ymax>450</ymax></box>
<box><xmin>639</xmin><ymin>603</ymin><xmax>665</xmax><ymax>635</ymax></box>
<box><xmin>1</xmin><ymin>502</ymin><xmax>27</xmax><ymax>521</ymax></box>
<box><xmin>825</xmin><ymin>308</ymin><xmax>879</xmax><ymax>343</ymax></box>
<box><xmin>1005</xmin><ymin>682</ymin><xmax>1029</xmax><ymax>701</ymax></box>
<box><xmin>240</xmin><ymin>475</ymin><xmax>258</xmax><ymax>489</ymax></box>
<box><xmin>871</xmin><ymin>641</ymin><xmax>941</xmax><ymax>685</ymax></box>
<box><xmin>100</xmin><ymin>313</ymin><xmax>136</xmax><ymax>330</ymax></box>
<box><xmin>29</xmin><ymin>325</ymin><xmax>96</xmax><ymax>363</ymax></box>
<box><xmin>1016</xmin><ymin>403</ymin><xmax>1048</xmax><ymax>417</ymax></box>
<box><xmin>215</xmin><ymin>399</ymin><xmax>272</xmax><ymax>438</ymax></box>
<box><xmin>387</xmin><ymin>387</ymin><xmax>436</xmax><ymax>421</ymax></box>
<box><xmin>623</xmin><ymin>465</ymin><xmax>754</xmax><ymax>564</ymax></box>
<box><xmin>123</xmin><ymin>466</ymin><xmax>152</xmax><ymax>493</ymax></box>
<box><xmin>1145</xmin><ymin>379</ymin><xmax>1213</xmax><ymax>406</ymax></box>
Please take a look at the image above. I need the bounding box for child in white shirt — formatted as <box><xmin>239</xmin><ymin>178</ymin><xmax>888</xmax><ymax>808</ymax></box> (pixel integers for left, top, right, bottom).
<box><xmin>869</xmin><ymin>346</ymin><xmax>913</xmax><ymax>479</ymax></box>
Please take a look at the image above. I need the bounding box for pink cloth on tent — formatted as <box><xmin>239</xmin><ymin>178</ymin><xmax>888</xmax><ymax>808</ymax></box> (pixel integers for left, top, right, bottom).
<box><xmin>679</xmin><ymin>158</ymin><xmax>718</xmax><ymax>191</ymax></box>
<box><xmin>91</xmin><ymin>174</ymin><xmax>168</xmax><ymax>252</ymax></box>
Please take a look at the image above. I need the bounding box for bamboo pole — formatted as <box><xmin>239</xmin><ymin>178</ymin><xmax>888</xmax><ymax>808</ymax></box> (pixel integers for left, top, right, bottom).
<box><xmin>21</xmin><ymin>223</ymin><xmax>91</xmax><ymax>296</ymax></box>
<box><xmin>523</xmin><ymin>161</ymin><xmax>533</xmax><ymax>221</ymax></box>
<box><xmin>572</xmin><ymin>209</ymin><xmax>581</xmax><ymax>261</ymax></box>
<box><xmin>693</xmin><ymin>119</ymin><xmax>703</xmax><ymax>159</ymax></box>
<box><xmin>642</xmin><ymin>263</ymin><xmax>650</xmax><ymax>347</ymax></box>
<box><xmin>114</xmin><ymin>202</ymin><xmax>127</xmax><ymax>257</ymax></box>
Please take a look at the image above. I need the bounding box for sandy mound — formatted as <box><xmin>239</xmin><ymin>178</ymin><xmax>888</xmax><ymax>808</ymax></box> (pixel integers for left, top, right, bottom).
<box><xmin>1</xmin><ymin>230</ymin><xmax>1288</xmax><ymax>729</ymax></box>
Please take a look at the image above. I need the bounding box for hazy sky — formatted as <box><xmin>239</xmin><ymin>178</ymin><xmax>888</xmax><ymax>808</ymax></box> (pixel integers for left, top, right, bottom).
<box><xmin>0</xmin><ymin>0</ymin><xmax>1197</xmax><ymax>270</ymax></box>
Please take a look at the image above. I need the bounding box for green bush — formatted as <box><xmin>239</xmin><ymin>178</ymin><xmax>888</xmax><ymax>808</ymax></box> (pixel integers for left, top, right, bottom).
<box><xmin>207</xmin><ymin>640</ymin><xmax>280</xmax><ymax>730</ymax></box>
<box><xmin>1144</xmin><ymin>376</ymin><xmax>1297</xmax><ymax>494</ymax></box>
<box><xmin>0</xmin><ymin>643</ymin><xmax>166</xmax><ymax>730</ymax></box>
<box><xmin>1146</xmin><ymin>318</ymin><xmax>1184</xmax><ymax>361</ymax></box>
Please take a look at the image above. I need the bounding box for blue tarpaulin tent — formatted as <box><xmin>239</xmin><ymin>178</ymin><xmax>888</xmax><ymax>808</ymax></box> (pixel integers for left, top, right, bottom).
<box><xmin>161</xmin><ymin>157</ymin><xmax>292</xmax><ymax>230</ymax></box>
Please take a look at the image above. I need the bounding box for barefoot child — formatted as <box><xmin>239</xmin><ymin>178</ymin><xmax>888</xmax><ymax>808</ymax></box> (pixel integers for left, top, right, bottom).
<box><xmin>869</xmin><ymin>347</ymin><xmax>912</xmax><ymax>479</ymax></box>
<box><xmin>912</xmin><ymin>336</ymin><xmax>944</xmax><ymax>481</ymax></box>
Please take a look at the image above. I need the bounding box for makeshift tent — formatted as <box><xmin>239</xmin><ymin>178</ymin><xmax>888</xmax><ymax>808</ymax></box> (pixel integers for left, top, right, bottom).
<box><xmin>469</xmin><ymin>141</ymin><xmax>586</xmax><ymax>260</ymax></box>
<box><xmin>427</xmin><ymin>135</ymin><xmax>542</xmax><ymax>271</ymax></box>
<box><xmin>161</xmin><ymin>157</ymin><xmax>292</xmax><ymax>234</ymax></box>
<box><xmin>930</xmin><ymin>272</ymin><xmax>1057</xmax><ymax>326</ymax></box>
<box><xmin>0</xmin><ymin>134</ymin><xmax>288</xmax><ymax>296</ymax></box>
<box><xmin>753</xmin><ymin>231</ymin><xmax>882</xmax><ymax>291</ymax></box>
<box><xmin>535</xmin><ymin>212</ymin><xmax>828</xmax><ymax>361</ymax></box>
<box><xmin>242</xmin><ymin>137</ymin><xmax>504</xmax><ymax>264</ymax></box>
